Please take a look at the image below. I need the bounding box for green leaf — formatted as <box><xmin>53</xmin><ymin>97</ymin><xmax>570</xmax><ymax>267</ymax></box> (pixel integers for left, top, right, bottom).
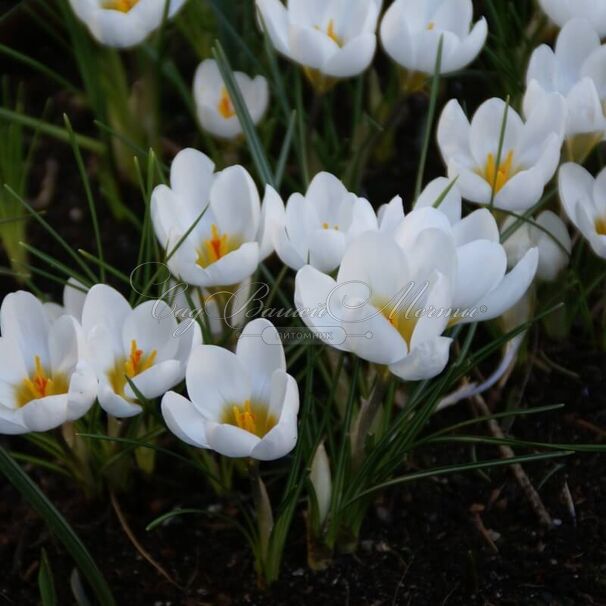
<box><xmin>414</xmin><ymin>35</ymin><xmax>444</xmax><ymax>198</ymax></box>
<box><xmin>38</xmin><ymin>548</ymin><xmax>57</xmax><ymax>606</ymax></box>
<box><xmin>346</xmin><ymin>451</ymin><xmax>572</xmax><ymax>505</ymax></box>
<box><xmin>212</xmin><ymin>41</ymin><xmax>275</xmax><ymax>187</ymax></box>
<box><xmin>0</xmin><ymin>447</ymin><xmax>115</xmax><ymax>606</ymax></box>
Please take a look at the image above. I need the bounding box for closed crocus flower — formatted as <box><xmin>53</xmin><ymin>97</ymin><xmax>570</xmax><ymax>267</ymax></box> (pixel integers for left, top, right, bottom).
<box><xmin>380</xmin><ymin>0</ymin><xmax>487</xmax><ymax>88</ymax></box>
<box><xmin>559</xmin><ymin>163</ymin><xmax>606</xmax><ymax>259</ymax></box>
<box><xmin>437</xmin><ymin>96</ymin><xmax>565</xmax><ymax>211</ymax></box>
<box><xmin>161</xmin><ymin>319</ymin><xmax>299</xmax><ymax>460</ymax></box>
<box><xmin>68</xmin><ymin>0</ymin><xmax>186</xmax><ymax>48</ymax></box>
<box><xmin>152</xmin><ymin>148</ymin><xmax>280</xmax><ymax>289</ymax></box>
<box><xmin>524</xmin><ymin>19</ymin><xmax>606</xmax><ymax>162</ymax></box>
<box><xmin>295</xmin><ymin>227</ymin><xmax>455</xmax><ymax>381</ymax></box>
<box><xmin>256</xmin><ymin>0</ymin><xmax>382</xmax><ymax>92</ymax></box>
<box><xmin>193</xmin><ymin>59</ymin><xmax>269</xmax><ymax>140</ymax></box>
<box><xmin>0</xmin><ymin>291</ymin><xmax>97</xmax><ymax>435</ymax></box>
<box><xmin>81</xmin><ymin>284</ymin><xmax>201</xmax><ymax>418</ymax></box>
<box><xmin>502</xmin><ymin>211</ymin><xmax>571</xmax><ymax>282</ymax></box>
<box><xmin>271</xmin><ymin>172</ymin><xmax>378</xmax><ymax>273</ymax></box>
<box><xmin>538</xmin><ymin>0</ymin><xmax>606</xmax><ymax>38</ymax></box>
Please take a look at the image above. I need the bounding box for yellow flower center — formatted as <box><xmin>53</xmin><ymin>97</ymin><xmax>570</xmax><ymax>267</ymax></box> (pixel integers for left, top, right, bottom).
<box><xmin>376</xmin><ymin>299</ymin><xmax>418</xmax><ymax>347</ymax></box>
<box><xmin>595</xmin><ymin>216</ymin><xmax>606</xmax><ymax>236</ymax></box>
<box><xmin>315</xmin><ymin>19</ymin><xmax>343</xmax><ymax>47</ymax></box>
<box><xmin>217</xmin><ymin>87</ymin><xmax>236</xmax><ymax>119</ymax></box>
<box><xmin>222</xmin><ymin>399</ymin><xmax>277</xmax><ymax>438</ymax></box>
<box><xmin>197</xmin><ymin>224</ymin><xmax>241</xmax><ymax>268</ymax></box>
<box><xmin>479</xmin><ymin>150</ymin><xmax>516</xmax><ymax>194</ymax></box>
<box><xmin>108</xmin><ymin>339</ymin><xmax>157</xmax><ymax>396</ymax></box>
<box><xmin>15</xmin><ymin>356</ymin><xmax>69</xmax><ymax>408</ymax></box>
<box><xmin>102</xmin><ymin>0</ymin><xmax>139</xmax><ymax>12</ymax></box>
<box><xmin>427</xmin><ymin>21</ymin><xmax>436</xmax><ymax>30</ymax></box>
<box><xmin>322</xmin><ymin>222</ymin><xmax>339</xmax><ymax>230</ymax></box>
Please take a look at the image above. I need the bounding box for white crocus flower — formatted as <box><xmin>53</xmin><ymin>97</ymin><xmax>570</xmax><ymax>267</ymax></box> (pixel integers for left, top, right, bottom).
<box><xmin>437</xmin><ymin>96</ymin><xmax>565</xmax><ymax>211</ymax></box>
<box><xmin>161</xmin><ymin>319</ymin><xmax>299</xmax><ymax>460</ymax></box>
<box><xmin>44</xmin><ymin>278</ymin><xmax>88</xmax><ymax>323</ymax></box>
<box><xmin>502</xmin><ymin>211</ymin><xmax>571</xmax><ymax>282</ymax></box>
<box><xmin>271</xmin><ymin>172</ymin><xmax>378</xmax><ymax>273</ymax></box>
<box><xmin>193</xmin><ymin>59</ymin><xmax>269</xmax><ymax>140</ymax></box>
<box><xmin>524</xmin><ymin>19</ymin><xmax>606</xmax><ymax>162</ymax></box>
<box><xmin>255</xmin><ymin>0</ymin><xmax>383</xmax><ymax>92</ymax></box>
<box><xmin>538</xmin><ymin>0</ymin><xmax>606</xmax><ymax>38</ymax></box>
<box><xmin>81</xmin><ymin>284</ymin><xmax>201</xmax><ymax>418</ymax></box>
<box><xmin>0</xmin><ymin>291</ymin><xmax>97</xmax><ymax>435</ymax></box>
<box><xmin>151</xmin><ymin>148</ymin><xmax>280</xmax><ymax>289</ymax></box>
<box><xmin>380</xmin><ymin>0</ymin><xmax>487</xmax><ymax>89</ymax></box>
<box><xmin>68</xmin><ymin>0</ymin><xmax>186</xmax><ymax>48</ymax></box>
<box><xmin>559</xmin><ymin>163</ymin><xmax>606</xmax><ymax>259</ymax></box>
<box><xmin>295</xmin><ymin>225</ymin><xmax>455</xmax><ymax>381</ymax></box>
<box><xmin>296</xmin><ymin>207</ymin><xmax>538</xmax><ymax>381</ymax></box>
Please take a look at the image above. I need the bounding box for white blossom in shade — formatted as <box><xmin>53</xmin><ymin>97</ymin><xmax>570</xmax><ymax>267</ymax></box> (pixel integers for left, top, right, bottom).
<box><xmin>0</xmin><ymin>291</ymin><xmax>97</xmax><ymax>435</ymax></box>
<box><xmin>81</xmin><ymin>284</ymin><xmax>201</xmax><ymax>418</ymax></box>
<box><xmin>151</xmin><ymin>148</ymin><xmax>281</xmax><ymax>289</ymax></box>
<box><xmin>295</xmin><ymin>207</ymin><xmax>538</xmax><ymax>381</ymax></box>
<box><xmin>68</xmin><ymin>0</ymin><xmax>187</xmax><ymax>48</ymax></box>
<box><xmin>524</xmin><ymin>19</ymin><xmax>606</xmax><ymax>161</ymax></box>
<box><xmin>380</xmin><ymin>0</ymin><xmax>487</xmax><ymax>78</ymax></box>
<box><xmin>255</xmin><ymin>0</ymin><xmax>383</xmax><ymax>92</ymax></box>
<box><xmin>501</xmin><ymin>211</ymin><xmax>571</xmax><ymax>282</ymax></box>
<box><xmin>537</xmin><ymin>0</ymin><xmax>606</xmax><ymax>38</ymax></box>
<box><xmin>270</xmin><ymin>172</ymin><xmax>378</xmax><ymax>273</ymax></box>
<box><xmin>161</xmin><ymin>319</ymin><xmax>299</xmax><ymax>460</ymax></box>
<box><xmin>437</xmin><ymin>96</ymin><xmax>565</xmax><ymax>211</ymax></box>
<box><xmin>193</xmin><ymin>59</ymin><xmax>269</xmax><ymax>140</ymax></box>
<box><xmin>559</xmin><ymin>163</ymin><xmax>606</xmax><ymax>259</ymax></box>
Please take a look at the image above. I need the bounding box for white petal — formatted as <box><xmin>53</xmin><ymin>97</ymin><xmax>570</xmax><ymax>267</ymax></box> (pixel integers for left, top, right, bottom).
<box><xmin>186</xmin><ymin>345</ymin><xmax>251</xmax><ymax>419</ymax></box>
<box><xmin>236</xmin><ymin>319</ymin><xmax>286</xmax><ymax>404</ymax></box>
<box><xmin>468</xmin><ymin>248</ymin><xmax>539</xmax><ymax>323</ymax></box>
<box><xmin>322</xmin><ymin>33</ymin><xmax>377</xmax><ymax>77</ymax></box>
<box><xmin>415</xmin><ymin>177</ymin><xmax>462</xmax><ymax>225</ymax></box>
<box><xmin>389</xmin><ymin>336</ymin><xmax>452</xmax><ymax>381</ymax></box>
<box><xmin>251</xmin><ymin>372</ymin><xmax>299</xmax><ymax>460</ymax></box>
<box><xmin>205</xmin><ymin>421</ymin><xmax>260</xmax><ymax>458</ymax></box>
<box><xmin>161</xmin><ymin>391</ymin><xmax>209</xmax><ymax>448</ymax></box>
<box><xmin>65</xmin><ymin>361</ymin><xmax>98</xmax><ymax>421</ymax></box>
<box><xmin>98</xmin><ymin>380</ymin><xmax>142</xmax><ymax>418</ymax></box>
<box><xmin>1</xmin><ymin>291</ymin><xmax>50</xmax><ymax>371</ymax></box>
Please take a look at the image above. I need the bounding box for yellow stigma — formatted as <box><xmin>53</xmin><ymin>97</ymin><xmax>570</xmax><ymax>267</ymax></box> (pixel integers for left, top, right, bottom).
<box><xmin>102</xmin><ymin>0</ymin><xmax>139</xmax><ymax>12</ymax></box>
<box><xmin>223</xmin><ymin>400</ymin><xmax>277</xmax><ymax>438</ymax></box>
<box><xmin>197</xmin><ymin>224</ymin><xmax>240</xmax><ymax>268</ymax></box>
<box><xmin>322</xmin><ymin>222</ymin><xmax>339</xmax><ymax>230</ymax></box>
<box><xmin>108</xmin><ymin>340</ymin><xmax>157</xmax><ymax>396</ymax></box>
<box><xmin>217</xmin><ymin>87</ymin><xmax>236</xmax><ymax>119</ymax></box>
<box><xmin>427</xmin><ymin>21</ymin><xmax>436</xmax><ymax>30</ymax></box>
<box><xmin>479</xmin><ymin>150</ymin><xmax>516</xmax><ymax>194</ymax></box>
<box><xmin>15</xmin><ymin>356</ymin><xmax>68</xmax><ymax>408</ymax></box>
<box><xmin>595</xmin><ymin>216</ymin><xmax>606</xmax><ymax>236</ymax></box>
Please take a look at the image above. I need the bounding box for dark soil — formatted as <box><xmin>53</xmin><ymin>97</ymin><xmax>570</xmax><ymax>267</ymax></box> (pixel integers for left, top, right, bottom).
<box><xmin>1</xmin><ymin>343</ymin><xmax>605</xmax><ymax>606</ymax></box>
